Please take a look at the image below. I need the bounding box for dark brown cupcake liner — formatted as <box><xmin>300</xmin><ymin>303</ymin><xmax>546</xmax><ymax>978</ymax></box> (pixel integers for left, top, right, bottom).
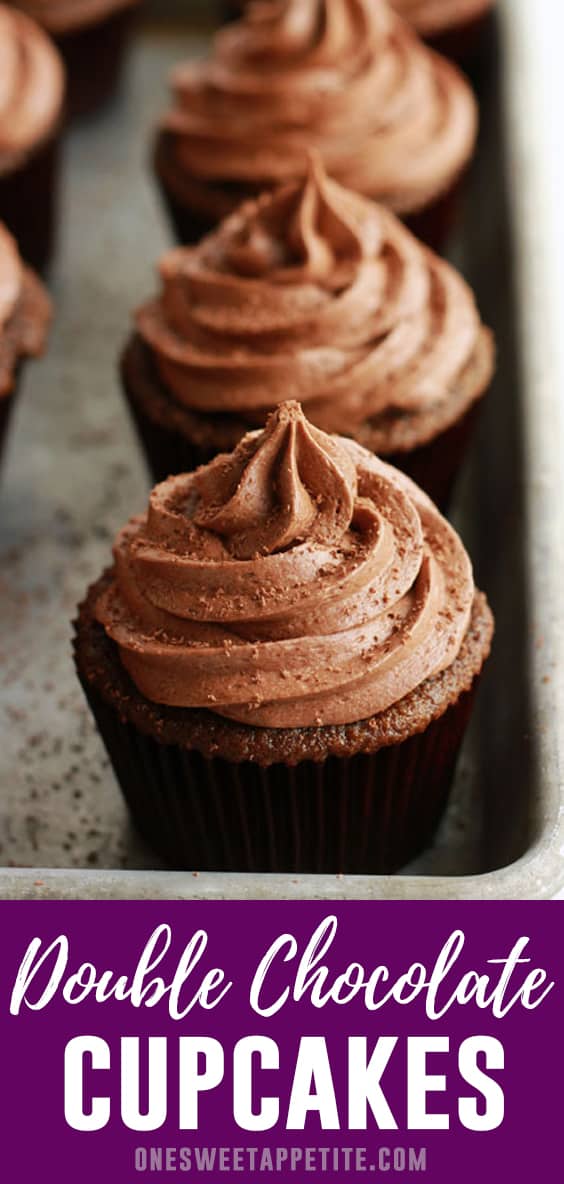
<box><xmin>219</xmin><ymin>1</ymin><xmax>243</xmax><ymax>20</ymax></box>
<box><xmin>154</xmin><ymin>130</ymin><xmax>253</xmax><ymax>246</ymax></box>
<box><xmin>125</xmin><ymin>376</ymin><xmax>212</xmax><ymax>482</ymax></box>
<box><xmin>74</xmin><ymin>564</ymin><xmax>493</xmax><ymax>877</ymax></box>
<box><xmin>426</xmin><ymin>10</ymin><xmax>495</xmax><ymax>75</ymax></box>
<box><xmin>0</xmin><ymin>389</ymin><xmax>16</xmax><ymax>469</ymax></box>
<box><xmin>0</xmin><ymin>131</ymin><xmax>61</xmax><ymax>274</ymax></box>
<box><xmin>55</xmin><ymin>5</ymin><xmax>137</xmax><ymax>118</ymax></box>
<box><xmin>121</xmin><ymin>337</ymin><xmax>484</xmax><ymax>511</ymax></box>
<box><xmin>0</xmin><ymin>360</ymin><xmax>26</xmax><ymax>470</ymax></box>
<box><xmin>404</xmin><ymin>174</ymin><xmax>464</xmax><ymax>255</ymax></box>
<box><xmin>385</xmin><ymin>398</ymin><xmax>482</xmax><ymax>510</ymax></box>
<box><xmin>156</xmin><ymin>179</ymin><xmax>220</xmax><ymax>248</ymax></box>
<box><xmin>154</xmin><ymin>129</ymin><xmax>464</xmax><ymax>254</ymax></box>
<box><xmin>77</xmin><ymin>651</ymin><xmax>480</xmax><ymax>876</ymax></box>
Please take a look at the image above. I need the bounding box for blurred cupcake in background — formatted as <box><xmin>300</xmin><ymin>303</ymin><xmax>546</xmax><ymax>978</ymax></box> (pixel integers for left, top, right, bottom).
<box><xmin>125</xmin><ymin>155</ymin><xmax>494</xmax><ymax>509</ymax></box>
<box><xmin>0</xmin><ymin>5</ymin><xmax>65</xmax><ymax>272</ymax></box>
<box><xmin>158</xmin><ymin>0</ymin><xmax>478</xmax><ymax>248</ymax></box>
<box><xmin>0</xmin><ymin>223</ymin><xmax>53</xmax><ymax>467</ymax></box>
<box><xmin>392</xmin><ymin>0</ymin><xmax>495</xmax><ymax>66</ymax></box>
<box><xmin>9</xmin><ymin>1</ymin><xmax>141</xmax><ymax>116</ymax></box>
<box><xmin>74</xmin><ymin>400</ymin><xmax>494</xmax><ymax>874</ymax></box>
<box><xmin>223</xmin><ymin>1</ymin><xmax>496</xmax><ymax>69</ymax></box>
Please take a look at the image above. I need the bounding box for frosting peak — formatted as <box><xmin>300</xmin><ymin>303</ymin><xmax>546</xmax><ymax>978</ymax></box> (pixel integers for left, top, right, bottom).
<box><xmin>237</xmin><ymin>0</ymin><xmax>388</xmax><ymax>66</ymax></box>
<box><xmin>96</xmin><ymin>406</ymin><xmax>476</xmax><ymax>729</ymax></box>
<box><xmin>193</xmin><ymin>401</ymin><xmax>357</xmax><ymax>559</ymax></box>
<box><xmin>227</xmin><ymin>152</ymin><xmax>377</xmax><ymax>285</ymax></box>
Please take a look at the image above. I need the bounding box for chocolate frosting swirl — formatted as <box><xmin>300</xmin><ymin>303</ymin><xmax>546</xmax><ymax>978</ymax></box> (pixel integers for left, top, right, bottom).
<box><xmin>11</xmin><ymin>1</ymin><xmax>138</xmax><ymax>36</ymax></box>
<box><xmin>393</xmin><ymin>0</ymin><xmax>494</xmax><ymax>37</ymax></box>
<box><xmin>0</xmin><ymin>5</ymin><xmax>64</xmax><ymax>174</ymax></box>
<box><xmin>0</xmin><ymin>222</ymin><xmax>52</xmax><ymax>396</ymax></box>
<box><xmin>163</xmin><ymin>0</ymin><xmax>477</xmax><ymax>215</ymax></box>
<box><xmin>96</xmin><ymin>402</ymin><xmax>475</xmax><ymax>729</ymax></box>
<box><xmin>136</xmin><ymin>155</ymin><xmax>487</xmax><ymax>435</ymax></box>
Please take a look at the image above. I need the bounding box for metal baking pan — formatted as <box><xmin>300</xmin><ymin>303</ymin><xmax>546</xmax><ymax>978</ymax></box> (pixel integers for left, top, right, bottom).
<box><xmin>0</xmin><ymin>0</ymin><xmax>562</xmax><ymax>900</ymax></box>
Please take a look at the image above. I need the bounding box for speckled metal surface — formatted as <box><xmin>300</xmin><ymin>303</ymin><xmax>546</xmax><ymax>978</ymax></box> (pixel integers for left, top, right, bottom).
<box><xmin>0</xmin><ymin>1</ymin><xmax>562</xmax><ymax>899</ymax></box>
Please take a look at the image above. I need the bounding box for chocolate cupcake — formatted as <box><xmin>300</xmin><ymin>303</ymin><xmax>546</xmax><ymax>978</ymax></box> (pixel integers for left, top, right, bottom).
<box><xmin>0</xmin><ymin>6</ymin><xmax>65</xmax><ymax>272</ymax></box>
<box><xmin>222</xmin><ymin>2</ymin><xmax>495</xmax><ymax>69</ymax></box>
<box><xmin>392</xmin><ymin>0</ymin><xmax>495</xmax><ymax>66</ymax></box>
<box><xmin>0</xmin><ymin>223</ymin><xmax>53</xmax><ymax>466</ymax></box>
<box><xmin>124</xmin><ymin>156</ymin><xmax>494</xmax><ymax>508</ymax></box>
<box><xmin>75</xmin><ymin>402</ymin><xmax>493</xmax><ymax>874</ymax></box>
<box><xmin>10</xmin><ymin>1</ymin><xmax>140</xmax><ymax>116</ymax></box>
<box><xmin>155</xmin><ymin>0</ymin><xmax>477</xmax><ymax>250</ymax></box>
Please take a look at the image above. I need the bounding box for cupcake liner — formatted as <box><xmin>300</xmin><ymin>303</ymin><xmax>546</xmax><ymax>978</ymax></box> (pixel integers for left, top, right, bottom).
<box><xmin>154</xmin><ymin>130</ymin><xmax>246</xmax><ymax>246</ymax></box>
<box><xmin>386</xmin><ymin>398</ymin><xmax>482</xmax><ymax>510</ymax></box>
<box><xmin>426</xmin><ymin>10</ymin><xmax>495</xmax><ymax>75</ymax></box>
<box><xmin>121</xmin><ymin>338</ymin><xmax>483</xmax><ymax>511</ymax></box>
<box><xmin>158</xmin><ymin>181</ymin><xmax>221</xmax><ymax>248</ymax></box>
<box><xmin>404</xmin><ymin>175</ymin><xmax>464</xmax><ymax>254</ymax></box>
<box><xmin>125</xmin><ymin>376</ymin><xmax>215</xmax><ymax>481</ymax></box>
<box><xmin>0</xmin><ymin>389</ymin><xmax>16</xmax><ymax>469</ymax></box>
<box><xmin>220</xmin><ymin>1</ymin><xmax>242</xmax><ymax>21</ymax></box>
<box><xmin>79</xmin><ymin>669</ymin><xmax>479</xmax><ymax>875</ymax></box>
<box><xmin>55</xmin><ymin>6</ymin><xmax>137</xmax><ymax>118</ymax></box>
<box><xmin>0</xmin><ymin>362</ymin><xmax>25</xmax><ymax>471</ymax></box>
<box><xmin>0</xmin><ymin>131</ymin><xmax>61</xmax><ymax>273</ymax></box>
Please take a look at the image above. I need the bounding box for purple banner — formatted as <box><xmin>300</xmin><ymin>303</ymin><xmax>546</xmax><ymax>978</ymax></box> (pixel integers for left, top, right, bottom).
<box><xmin>0</xmin><ymin>902</ymin><xmax>561</xmax><ymax>1182</ymax></box>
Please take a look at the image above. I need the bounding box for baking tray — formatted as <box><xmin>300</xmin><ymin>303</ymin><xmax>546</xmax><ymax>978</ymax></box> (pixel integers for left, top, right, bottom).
<box><xmin>0</xmin><ymin>0</ymin><xmax>562</xmax><ymax>900</ymax></box>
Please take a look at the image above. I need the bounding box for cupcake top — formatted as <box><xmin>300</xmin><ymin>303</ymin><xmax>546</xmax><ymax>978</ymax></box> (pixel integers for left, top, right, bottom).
<box><xmin>162</xmin><ymin>0</ymin><xmax>477</xmax><ymax>216</ymax></box>
<box><xmin>96</xmin><ymin>401</ymin><xmax>477</xmax><ymax>729</ymax></box>
<box><xmin>393</xmin><ymin>0</ymin><xmax>494</xmax><ymax>37</ymax></box>
<box><xmin>0</xmin><ymin>223</ymin><xmax>52</xmax><ymax>398</ymax></box>
<box><xmin>0</xmin><ymin>5</ymin><xmax>64</xmax><ymax>174</ymax></box>
<box><xmin>10</xmin><ymin>0</ymin><xmax>138</xmax><ymax>36</ymax></box>
<box><xmin>136</xmin><ymin>154</ymin><xmax>492</xmax><ymax>438</ymax></box>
